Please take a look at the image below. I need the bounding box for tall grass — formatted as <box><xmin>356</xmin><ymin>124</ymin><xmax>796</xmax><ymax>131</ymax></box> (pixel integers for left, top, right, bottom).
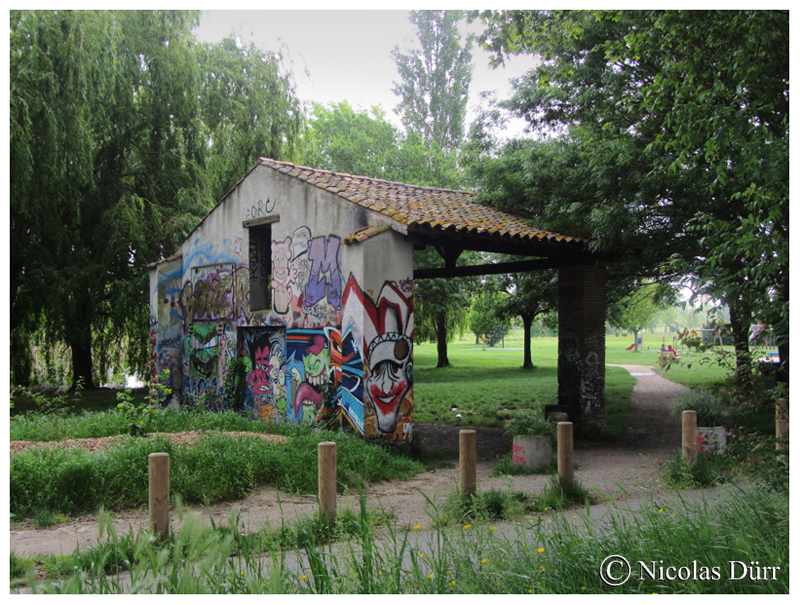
<box><xmin>9</xmin><ymin>407</ymin><xmax>277</xmax><ymax>442</ymax></box>
<box><xmin>15</xmin><ymin>485</ymin><xmax>788</xmax><ymax>594</ymax></box>
<box><xmin>10</xmin><ymin>429</ymin><xmax>425</xmax><ymax>517</ymax></box>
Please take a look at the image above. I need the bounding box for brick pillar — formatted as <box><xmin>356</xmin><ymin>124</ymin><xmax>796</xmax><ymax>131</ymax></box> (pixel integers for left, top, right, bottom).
<box><xmin>557</xmin><ymin>264</ymin><xmax>606</xmax><ymax>428</ymax></box>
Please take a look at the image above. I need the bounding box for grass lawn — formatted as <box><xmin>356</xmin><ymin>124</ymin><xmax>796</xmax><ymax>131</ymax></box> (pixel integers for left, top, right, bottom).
<box><xmin>414</xmin><ymin>337</ymin><xmax>635</xmax><ymax>437</ymax></box>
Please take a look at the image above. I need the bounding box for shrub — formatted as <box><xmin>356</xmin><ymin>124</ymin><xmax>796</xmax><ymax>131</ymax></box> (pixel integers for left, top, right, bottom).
<box><xmin>507</xmin><ymin>411</ymin><xmax>556</xmax><ymax>438</ymax></box>
<box><xmin>670</xmin><ymin>389</ymin><xmax>741</xmax><ymax>427</ymax></box>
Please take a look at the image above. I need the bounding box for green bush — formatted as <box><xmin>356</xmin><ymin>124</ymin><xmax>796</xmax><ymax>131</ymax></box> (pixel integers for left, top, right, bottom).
<box><xmin>507</xmin><ymin>411</ymin><xmax>556</xmax><ymax>438</ymax></box>
<box><xmin>670</xmin><ymin>389</ymin><xmax>741</xmax><ymax>427</ymax></box>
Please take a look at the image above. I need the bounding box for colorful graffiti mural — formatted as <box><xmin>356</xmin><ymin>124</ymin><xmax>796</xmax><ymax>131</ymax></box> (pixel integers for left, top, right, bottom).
<box><xmin>240</xmin><ymin>327</ymin><xmax>286</xmax><ymax>420</ymax></box>
<box><xmin>152</xmin><ymin>221</ymin><xmax>413</xmax><ymax>442</ymax></box>
<box><xmin>285</xmin><ymin>329</ymin><xmax>330</xmax><ymax>425</ymax></box>
<box><xmin>342</xmin><ymin>276</ymin><xmax>413</xmax><ymax>441</ymax></box>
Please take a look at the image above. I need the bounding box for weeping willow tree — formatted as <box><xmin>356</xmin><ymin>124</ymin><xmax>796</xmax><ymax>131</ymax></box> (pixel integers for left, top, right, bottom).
<box><xmin>10</xmin><ymin>10</ymin><xmax>304</xmax><ymax>388</ymax></box>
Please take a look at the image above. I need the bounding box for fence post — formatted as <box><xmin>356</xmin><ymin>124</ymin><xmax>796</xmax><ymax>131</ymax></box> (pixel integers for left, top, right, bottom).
<box><xmin>682</xmin><ymin>410</ymin><xmax>698</xmax><ymax>465</ymax></box>
<box><xmin>776</xmin><ymin>400</ymin><xmax>789</xmax><ymax>451</ymax></box>
<box><xmin>318</xmin><ymin>441</ymin><xmax>337</xmax><ymax>523</ymax></box>
<box><xmin>148</xmin><ymin>453</ymin><xmax>170</xmax><ymax>539</ymax></box>
<box><xmin>557</xmin><ymin>422</ymin><xmax>574</xmax><ymax>488</ymax></box>
<box><xmin>459</xmin><ymin>429</ymin><xmax>477</xmax><ymax>496</ymax></box>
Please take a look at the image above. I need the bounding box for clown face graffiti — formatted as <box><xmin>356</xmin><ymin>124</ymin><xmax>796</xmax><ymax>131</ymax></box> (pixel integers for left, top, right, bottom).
<box><xmin>365</xmin><ymin>333</ymin><xmax>412</xmax><ymax>434</ymax></box>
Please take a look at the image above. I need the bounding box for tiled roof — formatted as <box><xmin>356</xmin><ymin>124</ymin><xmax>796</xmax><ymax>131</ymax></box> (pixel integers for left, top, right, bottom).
<box><xmin>259</xmin><ymin>158</ymin><xmax>583</xmax><ymax>248</ymax></box>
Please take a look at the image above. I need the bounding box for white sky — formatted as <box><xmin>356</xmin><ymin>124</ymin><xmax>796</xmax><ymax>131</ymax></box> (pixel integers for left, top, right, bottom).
<box><xmin>192</xmin><ymin>9</ymin><xmax>539</xmax><ymax>137</ymax></box>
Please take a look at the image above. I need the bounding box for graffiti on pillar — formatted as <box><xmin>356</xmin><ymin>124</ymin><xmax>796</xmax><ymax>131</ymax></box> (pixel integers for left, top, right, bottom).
<box><xmin>582</xmin><ymin>335</ymin><xmax>603</xmax><ymax>411</ymax></box>
<box><xmin>342</xmin><ymin>275</ymin><xmax>413</xmax><ymax>441</ymax></box>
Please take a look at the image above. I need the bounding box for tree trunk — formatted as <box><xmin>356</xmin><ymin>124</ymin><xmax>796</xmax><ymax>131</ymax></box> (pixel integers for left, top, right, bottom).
<box><xmin>728</xmin><ymin>300</ymin><xmax>752</xmax><ymax>387</ymax></box>
<box><xmin>435</xmin><ymin>313</ymin><xmax>450</xmax><ymax>368</ymax></box>
<box><xmin>70</xmin><ymin>331</ymin><xmax>96</xmax><ymax>390</ymax></box>
<box><xmin>521</xmin><ymin>312</ymin><xmax>534</xmax><ymax>370</ymax></box>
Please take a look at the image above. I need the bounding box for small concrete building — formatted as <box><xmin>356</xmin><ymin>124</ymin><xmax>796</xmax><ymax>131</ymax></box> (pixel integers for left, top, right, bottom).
<box><xmin>149</xmin><ymin>159</ymin><xmax>606</xmax><ymax>443</ymax></box>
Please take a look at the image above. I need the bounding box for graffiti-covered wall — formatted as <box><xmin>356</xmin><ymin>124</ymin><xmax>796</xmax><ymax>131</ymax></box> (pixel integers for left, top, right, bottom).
<box><xmin>148</xmin><ymin>163</ymin><xmax>414</xmax><ymax>442</ymax></box>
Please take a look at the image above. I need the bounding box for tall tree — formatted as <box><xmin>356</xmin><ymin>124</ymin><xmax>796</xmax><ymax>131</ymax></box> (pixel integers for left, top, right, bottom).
<box><xmin>608</xmin><ymin>283</ymin><xmax>671</xmax><ymax>352</ymax></box>
<box><xmin>198</xmin><ymin>35</ymin><xmax>304</xmax><ymax>202</ymax></box>
<box><xmin>9</xmin><ymin>11</ymin><xmax>305</xmax><ymax>388</ymax></box>
<box><xmin>392</xmin><ymin>10</ymin><xmax>473</xmax><ymax>156</ymax></box>
<box><xmin>470</xmin><ymin>10</ymin><xmax>789</xmax><ymax>382</ymax></box>
<box><xmin>495</xmin><ymin>268</ymin><xmax>558</xmax><ymax>369</ymax></box>
<box><xmin>10</xmin><ymin>10</ymin><xmax>209</xmax><ymax>387</ymax></box>
<box><xmin>392</xmin><ymin>10</ymin><xmax>475</xmax><ymax>368</ymax></box>
<box><xmin>303</xmin><ymin>101</ymin><xmax>461</xmax><ymax>187</ymax></box>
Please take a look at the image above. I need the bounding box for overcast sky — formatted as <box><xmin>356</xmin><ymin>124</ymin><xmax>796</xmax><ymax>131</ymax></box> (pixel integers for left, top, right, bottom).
<box><xmin>192</xmin><ymin>10</ymin><xmax>539</xmax><ymax>136</ymax></box>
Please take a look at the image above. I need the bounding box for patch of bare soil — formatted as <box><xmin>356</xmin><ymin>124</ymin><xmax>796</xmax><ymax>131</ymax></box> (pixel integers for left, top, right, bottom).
<box><xmin>10</xmin><ymin>365</ymin><xmax>689</xmax><ymax>558</ymax></box>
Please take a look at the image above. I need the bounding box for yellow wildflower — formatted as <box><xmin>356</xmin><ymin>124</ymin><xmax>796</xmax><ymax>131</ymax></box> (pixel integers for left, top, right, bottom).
<box><xmin>481</xmin><ymin>558</ymin><xmax>488</xmax><ymax>564</ymax></box>
<box><xmin>413</xmin><ymin>524</ymin><xmax>421</xmax><ymax>530</ymax></box>
<box><xmin>463</xmin><ymin>524</ymin><xmax>472</xmax><ymax>530</ymax></box>
<box><xmin>300</xmin><ymin>575</ymin><xmax>307</xmax><ymax>581</ymax></box>
<box><xmin>538</xmin><ymin>548</ymin><xmax>545</xmax><ymax>554</ymax></box>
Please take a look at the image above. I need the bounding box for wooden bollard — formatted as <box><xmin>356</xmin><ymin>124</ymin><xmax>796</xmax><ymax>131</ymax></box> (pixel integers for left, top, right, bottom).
<box><xmin>459</xmin><ymin>429</ymin><xmax>477</xmax><ymax>496</ymax></box>
<box><xmin>776</xmin><ymin>401</ymin><xmax>788</xmax><ymax>451</ymax></box>
<box><xmin>557</xmin><ymin>422</ymin><xmax>573</xmax><ymax>488</ymax></box>
<box><xmin>148</xmin><ymin>453</ymin><xmax>170</xmax><ymax>539</ymax></box>
<box><xmin>318</xmin><ymin>441</ymin><xmax>337</xmax><ymax>523</ymax></box>
<box><xmin>682</xmin><ymin>410</ymin><xmax>698</xmax><ymax>465</ymax></box>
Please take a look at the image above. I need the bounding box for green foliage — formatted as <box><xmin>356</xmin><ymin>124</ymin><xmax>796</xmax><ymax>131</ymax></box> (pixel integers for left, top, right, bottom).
<box><xmin>10</xmin><ymin>550</ymin><xmax>27</xmax><ymax>580</ymax></box>
<box><xmin>392</xmin><ymin>10</ymin><xmax>473</xmax><ymax>155</ymax></box>
<box><xmin>469</xmin><ymin>10</ymin><xmax>788</xmax><ymax>365</ymax></box>
<box><xmin>116</xmin><ymin>392</ymin><xmax>159</xmax><ymax>437</ymax></box>
<box><xmin>669</xmin><ymin>389</ymin><xmax>741</xmax><ymax>428</ymax></box>
<box><xmin>115</xmin><ymin>371</ymin><xmax>169</xmax><ymax>436</ymax></box>
<box><xmin>222</xmin><ymin>357</ymin><xmax>248</xmax><ymax>412</ymax></box>
<box><xmin>531</xmin><ymin>476</ymin><xmax>591</xmax><ymax>512</ymax></box>
<box><xmin>662</xmin><ymin>451</ymin><xmax>736</xmax><ymax>489</ymax></box>
<box><xmin>507</xmin><ymin>411</ymin><xmax>555</xmax><ymax>438</ymax></box>
<box><xmin>10</xmin><ymin>11</ymin><xmax>305</xmax><ymax>388</ymax></box>
<box><xmin>439</xmin><ymin>489</ymin><xmax>532</xmax><ymax>525</ymax></box>
<box><xmin>469</xmin><ymin>290</ymin><xmax>507</xmax><ymax>346</ymax></box>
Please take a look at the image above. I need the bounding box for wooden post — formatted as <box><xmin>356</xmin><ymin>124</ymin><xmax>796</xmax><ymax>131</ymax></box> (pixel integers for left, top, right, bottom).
<box><xmin>776</xmin><ymin>401</ymin><xmax>789</xmax><ymax>451</ymax></box>
<box><xmin>682</xmin><ymin>411</ymin><xmax>698</xmax><ymax>465</ymax></box>
<box><xmin>459</xmin><ymin>429</ymin><xmax>477</xmax><ymax>496</ymax></box>
<box><xmin>148</xmin><ymin>453</ymin><xmax>170</xmax><ymax>539</ymax></box>
<box><xmin>318</xmin><ymin>441</ymin><xmax>337</xmax><ymax>523</ymax></box>
<box><xmin>557</xmin><ymin>422</ymin><xmax>574</xmax><ymax>488</ymax></box>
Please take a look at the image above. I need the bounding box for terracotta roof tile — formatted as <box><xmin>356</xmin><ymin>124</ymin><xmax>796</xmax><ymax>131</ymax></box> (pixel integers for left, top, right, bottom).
<box><xmin>259</xmin><ymin>158</ymin><xmax>583</xmax><ymax>247</ymax></box>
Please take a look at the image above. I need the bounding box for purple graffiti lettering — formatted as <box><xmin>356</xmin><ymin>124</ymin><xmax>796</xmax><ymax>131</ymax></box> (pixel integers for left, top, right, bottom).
<box><xmin>305</xmin><ymin>236</ymin><xmax>342</xmax><ymax>309</ymax></box>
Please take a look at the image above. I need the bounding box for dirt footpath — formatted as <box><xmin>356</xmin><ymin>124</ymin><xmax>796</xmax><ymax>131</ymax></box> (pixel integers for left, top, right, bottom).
<box><xmin>10</xmin><ymin>365</ymin><xmax>690</xmax><ymax>558</ymax></box>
